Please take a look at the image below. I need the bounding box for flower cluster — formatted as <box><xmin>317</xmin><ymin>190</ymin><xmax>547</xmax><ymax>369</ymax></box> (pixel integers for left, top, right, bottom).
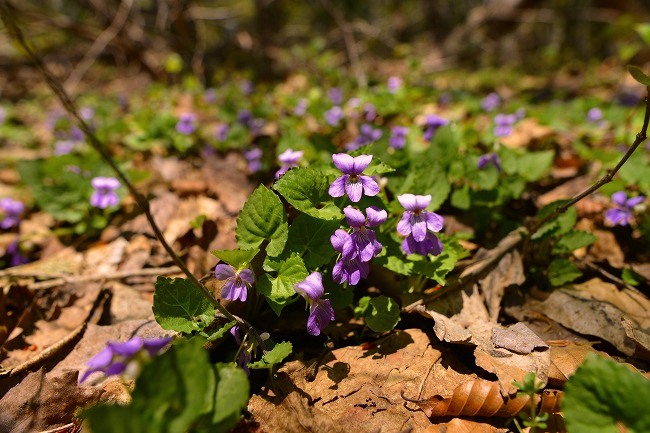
<box><xmin>389</xmin><ymin>126</ymin><xmax>409</xmax><ymax>149</ymax></box>
<box><xmin>397</xmin><ymin>194</ymin><xmax>444</xmax><ymax>256</ymax></box>
<box><xmin>214</xmin><ymin>263</ymin><xmax>255</xmax><ymax>302</ymax></box>
<box><xmin>294</xmin><ymin>272</ymin><xmax>335</xmax><ymax>336</ymax></box>
<box><xmin>176</xmin><ymin>113</ymin><xmax>197</xmax><ymax>135</ymax></box>
<box><xmin>346</xmin><ymin>124</ymin><xmax>382</xmax><ymax>151</ymax></box>
<box><xmin>605</xmin><ymin>191</ymin><xmax>644</xmax><ymax>226</ymax></box>
<box><xmin>90</xmin><ymin>177</ymin><xmax>121</xmax><ymax>209</ymax></box>
<box><xmin>275</xmin><ymin>148</ymin><xmax>303</xmax><ymax>178</ymax></box>
<box><xmin>0</xmin><ymin>198</ymin><xmax>25</xmax><ymax>230</ymax></box>
<box><xmin>244</xmin><ymin>146</ymin><xmax>263</xmax><ymax>173</ymax></box>
<box><xmin>325</xmin><ymin>106</ymin><xmax>344</xmax><ymax>127</ymax></box>
<box><xmin>493</xmin><ymin>113</ymin><xmax>517</xmax><ymax>137</ymax></box>
<box><xmin>79</xmin><ymin>336</ymin><xmax>173</xmax><ymax>383</ymax></box>
<box><xmin>481</xmin><ymin>92</ymin><xmax>501</xmax><ymax>112</ymax></box>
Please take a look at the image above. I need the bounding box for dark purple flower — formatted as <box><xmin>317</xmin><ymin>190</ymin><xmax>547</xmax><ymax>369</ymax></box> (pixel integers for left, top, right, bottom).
<box><xmin>387</xmin><ymin>76</ymin><xmax>402</xmax><ymax>93</ymax></box>
<box><xmin>215</xmin><ymin>123</ymin><xmax>229</xmax><ymax>142</ymax></box>
<box><xmin>325</xmin><ymin>106</ymin><xmax>344</xmax><ymax>127</ymax></box>
<box><xmin>176</xmin><ymin>113</ymin><xmax>197</xmax><ymax>135</ymax></box>
<box><xmin>477</xmin><ymin>153</ymin><xmax>502</xmax><ymax>172</ymax></box>
<box><xmin>90</xmin><ymin>177</ymin><xmax>120</xmax><ymax>209</ymax></box>
<box><xmin>343</xmin><ymin>206</ymin><xmax>386</xmax><ymax>262</ymax></box>
<box><xmin>328</xmin><ymin>154</ymin><xmax>380</xmax><ymax>203</ymax></box>
<box><xmin>494</xmin><ymin>114</ymin><xmax>517</xmax><ymax>137</ymax></box>
<box><xmin>423</xmin><ymin>114</ymin><xmax>449</xmax><ymax>141</ymax></box>
<box><xmin>70</xmin><ymin>126</ymin><xmax>85</xmax><ymax>142</ymax></box>
<box><xmin>294</xmin><ymin>272</ymin><xmax>335</xmax><ymax>336</ymax></box>
<box><xmin>214</xmin><ymin>263</ymin><xmax>255</xmax><ymax>302</ymax></box>
<box><xmin>481</xmin><ymin>92</ymin><xmax>501</xmax><ymax>112</ymax></box>
<box><xmin>79</xmin><ymin>336</ymin><xmax>173</xmax><ymax>383</ymax></box>
<box><xmin>237</xmin><ymin>110</ymin><xmax>253</xmax><ymax>126</ymax></box>
<box><xmin>1</xmin><ymin>198</ymin><xmax>25</xmax><ymax>229</ymax></box>
<box><xmin>244</xmin><ymin>146</ymin><xmax>263</xmax><ymax>174</ymax></box>
<box><xmin>328</xmin><ymin>88</ymin><xmax>343</xmax><ymax>105</ymax></box>
<box><xmin>346</xmin><ymin>124</ymin><xmax>382</xmax><ymax>151</ymax></box>
<box><xmin>587</xmin><ymin>108</ymin><xmax>603</xmax><ymax>123</ymax></box>
<box><xmin>275</xmin><ymin>148</ymin><xmax>303</xmax><ymax>179</ymax></box>
<box><xmin>402</xmin><ymin>232</ymin><xmax>443</xmax><ymax>256</ymax></box>
<box><xmin>605</xmin><ymin>191</ymin><xmax>644</xmax><ymax>226</ymax></box>
<box><xmin>331</xmin><ymin>229</ymin><xmax>370</xmax><ymax>285</ymax></box>
<box><xmin>7</xmin><ymin>240</ymin><xmax>29</xmax><ymax>266</ymax></box>
<box><xmin>389</xmin><ymin>126</ymin><xmax>409</xmax><ymax>149</ymax></box>
<box><xmin>230</xmin><ymin>326</ymin><xmax>251</xmax><ymax>374</ymax></box>
<box><xmin>294</xmin><ymin>98</ymin><xmax>308</xmax><ymax>116</ymax></box>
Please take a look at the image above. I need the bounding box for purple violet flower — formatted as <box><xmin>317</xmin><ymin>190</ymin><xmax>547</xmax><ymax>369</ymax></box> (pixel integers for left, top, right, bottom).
<box><xmin>1</xmin><ymin>198</ymin><xmax>25</xmax><ymax>229</ymax></box>
<box><xmin>494</xmin><ymin>114</ymin><xmax>517</xmax><ymax>137</ymax></box>
<box><xmin>423</xmin><ymin>114</ymin><xmax>449</xmax><ymax>141</ymax></box>
<box><xmin>363</xmin><ymin>103</ymin><xmax>377</xmax><ymax>122</ymax></box>
<box><xmin>605</xmin><ymin>191</ymin><xmax>644</xmax><ymax>226</ymax></box>
<box><xmin>90</xmin><ymin>177</ymin><xmax>120</xmax><ymax>209</ymax></box>
<box><xmin>215</xmin><ymin>123</ymin><xmax>229</xmax><ymax>142</ymax></box>
<box><xmin>331</xmin><ymin>229</ymin><xmax>370</xmax><ymax>285</ymax></box>
<box><xmin>328</xmin><ymin>154</ymin><xmax>380</xmax><ymax>203</ymax></box>
<box><xmin>230</xmin><ymin>326</ymin><xmax>252</xmax><ymax>374</ymax></box>
<box><xmin>387</xmin><ymin>76</ymin><xmax>402</xmax><ymax>93</ymax></box>
<box><xmin>345</xmin><ymin>124</ymin><xmax>382</xmax><ymax>151</ymax></box>
<box><xmin>244</xmin><ymin>147</ymin><xmax>263</xmax><ymax>174</ymax></box>
<box><xmin>204</xmin><ymin>88</ymin><xmax>217</xmax><ymax>104</ymax></box>
<box><xmin>477</xmin><ymin>153</ymin><xmax>502</xmax><ymax>172</ymax></box>
<box><xmin>343</xmin><ymin>206</ymin><xmax>386</xmax><ymax>262</ymax></box>
<box><xmin>325</xmin><ymin>106</ymin><xmax>344</xmax><ymax>127</ymax></box>
<box><xmin>481</xmin><ymin>92</ymin><xmax>501</xmax><ymax>112</ymax></box>
<box><xmin>214</xmin><ymin>263</ymin><xmax>255</xmax><ymax>302</ymax></box>
<box><xmin>79</xmin><ymin>336</ymin><xmax>173</xmax><ymax>383</ymax></box>
<box><xmin>54</xmin><ymin>140</ymin><xmax>77</xmax><ymax>156</ymax></box>
<box><xmin>397</xmin><ymin>194</ymin><xmax>444</xmax><ymax>256</ymax></box>
<box><xmin>275</xmin><ymin>148</ymin><xmax>303</xmax><ymax>179</ymax></box>
<box><xmin>294</xmin><ymin>98</ymin><xmax>308</xmax><ymax>116</ymax></box>
<box><xmin>176</xmin><ymin>113</ymin><xmax>197</xmax><ymax>135</ymax></box>
<box><xmin>237</xmin><ymin>110</ymin><xmax>253</xmax><ymax>126</ymax></box>
<box><xmin>328</xmin><ymin>88</ymin><xmax>343</xmax><ymax>105</ymax></box>
<box><xmin>587</xmin><ymin>108</ymin><xmax>603</xmax><ymax>123</ymax></box>
<box><xmin>7</xmin><ymin>240</ymin><xmax>29</xmax><ymax>267</ymax></box>
<box><xmin>389</xmin><ymin>126</ymin><xmax>409</xmax><ymax>149</ymax></box>
<box><xmin>294</xmin><ymin>272</ymin><xmax>335</xmax><ymax>336</ymax></box>
<box><xmin>80</xmin><ymin>107</ymin><xmax>95</xmax><ymax>121</ymax></box>
<box><xmin>402</xmin><ymin>232</ymin><xmax>444</xmax><ymax>256</ymax></box>
<box><xmin>70</xmin><ymin>126</ymin><xmax>85</xmax><ymax>142</ymax></box>
<box><xmin>240</xmin><ymin>80</ymin><xmax>254</xmax><ymax>95</ymax></box>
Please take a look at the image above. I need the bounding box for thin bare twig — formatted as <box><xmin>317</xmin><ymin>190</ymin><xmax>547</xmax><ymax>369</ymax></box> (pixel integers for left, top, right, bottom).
<box><xmin>527</xmin><ymin>87</ymin><xmax>650</xmax><ymax>237</ymax></box>
<box><xmin>64</xmin><ymin>0</ymin><xmax>134</xmax><ymax>94</ymax></box>
<box><xmin>0</xmin><ymin>1</ymin><xmax>265</xmax><ymax>347</ymax></box>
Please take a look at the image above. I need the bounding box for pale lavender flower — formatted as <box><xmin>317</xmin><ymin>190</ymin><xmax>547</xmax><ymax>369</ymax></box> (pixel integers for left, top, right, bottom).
<box><xmin>294</xmin><ymin>272</ymin><xmax>335</xmax><ymax>336</ymax></box>
<box><xmin>605</xmin><ymin>191</ymin><xmax>644</xmax><ymax>226</ymax></box>
<box><xmin>387</xmin><ymin>76</ymin><xmax>402</xmax><ymax>93</ymax></box>
<box><xmin>244</xmin><ymin>146</ymin><xmax>263</xmax><ymax>173</ymax></box>
<box><xmin>70</xmin><ymin>126</ymin><xmax>85</xmax><ymax>141</ymax></box>
<box><xmin>240</xmin><ymin>80</ymin><xmax>254</xmax><ymax>95</ymax></box>
<box><xmin>481</xmin><ymin>92</ymin><xmax>501</xmax><ymax>112</ymax></box>
<box><xmin>363</xmin><ymin>103</ymin><xmax>377</xmax><ymax>122</ymax></box>
<box><xmin>1</xmin><ymin>198</ymin><xmax>25</xmax><ymax>229</ymax></box>
<box><xmin>328</xmin><ymin>88</ymin><xmax>343</xmax><ymax>105</ymax></box>
<box><xmin>423</xmin><ymin>114</ymin><xmax>449</xmax><ymax>141</ymax></box>
<box><xmin>389</xmin><ymin>126</ymin><xmax>409</xmax><ymax>149</ymax></box>
<box><xmin>347</xmin><ymin>98</ymin><xmax>361</xmax><ymax>110</ymax></box>
<box><xmin>215</xmin><ymin>123</ymin><xmax>229</xmax><ymax>142</ymax></box>
<box><xmin>345</xmin><ymin>124</ymin><xmax>382</xmax><ymax>151</ymax></box>
<box><xmin>90</xmin><ymin>177</ymin><xmax>121</xmax><ymax>209</ymax></box>
<box><xmin>204</xmin><ymin>88</ymin><xmax>217</xmax><ymax>104</ymax></box>
<box><xmin>176</xmin><ymin>113</ymin><xmax>197</xmax><ymax>135</ymax></box>
<box><xmin>396</xmin><ymin>194</ymin><xmax>444</xmax><ymax>242</ymax></box>
<box><xmin>343</xmin><ymin>206</ymin><xmax>386</xmax><ymax>262</ymax></box>
<box><xmin>54</xmin><ymin>140</ymin><xmax>77</xmax><ymax>155</ymax></box>
<box><xmin>587</xmin><ymin>108</ymin><xmax>603</xmax><ymax>123</ymax></box>
<box><xmin>294</xmin><ymin>98</ymin><xmax>308</xmax><ymax>116</ymax></box>
<box><xmin>79</xmin><ymin>336</ymin><xmax>173</xmax><ymax>383</ymax></box>
<box><xmin>214</xmin><ymin>263</ymin><xmax>255</xmax><ymax>302</ymax></box>
<box><xmin>275</xmin><ymin>148</ymin><xmax>303</xmax><ymax>178</ymax></box>
<box><xmin>494</xmin><ymin>113</ymin><xmax>517</xmax><ymax>137</ymax></box>
<box><xmin>331</xmin><ymin>229</ymin><xmax>369</xmax><ymax>285</ymax></box>
<box><xmin>477</xmin><ymin>153</ymin><xmax>502</xmax><ymax>172</ymax></box>
<box><xmin>80</xmin><ymin>107</ymin><xmax>95</xmax><ymax>121</ymax></box>
<box><xmin>328</xmin><ymin>154</ymin><xmax>379</xmax><ymax>202</ymax></box>
<box><xmin>325</xmin><ymin>106</ymin><xmax>344</xmax><ymax>127</ymax></box>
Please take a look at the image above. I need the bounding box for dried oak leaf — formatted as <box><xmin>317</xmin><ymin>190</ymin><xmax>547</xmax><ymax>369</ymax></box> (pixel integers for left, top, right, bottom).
<box><xmin>478</xmin><ymin>250</ymin><xmax>525</xmax><ymax>321</ymax></box>
<box><xmin>405</xmin><ymin>378</ymin><xmax>562</xmax><ymax>418</ymax></box>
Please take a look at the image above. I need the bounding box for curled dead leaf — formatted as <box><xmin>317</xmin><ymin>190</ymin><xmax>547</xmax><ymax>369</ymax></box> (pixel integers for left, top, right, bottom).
<box><xmin>403</xmin><ymin>379</ymin><xmax>562</xmax><ymax>418</ymax></box>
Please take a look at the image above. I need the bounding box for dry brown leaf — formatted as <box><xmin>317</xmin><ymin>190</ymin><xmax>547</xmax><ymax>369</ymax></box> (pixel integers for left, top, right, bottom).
<box><xmin>424</xmin><ymin>418</ymin><xmax>507</xmax><ymax>433</ymax></box>
<box><xmin>202</xmin><ymin>153</ymin><xmax>254</xmax><ymax>214</ymax></box>
<box><xmin>538</xmin><ymin>279</ymin><xmax>650</xmax><ymax>359</ymax></box>
<box><xmin>587</xmin><ymin>230</ymin><xmax>625</xmax><ymax>268</ymax></box>
<box><xmin>406</xmin><ymin>379</ymin><xmax>562</xmax><ymax>418</ymax></box>
<box><xmin>478</xmin><ymin>250</ymin><xmax>525</xmax><ymax>321</ymax></box>
<box><xmin>547</xmin><ymin>342</ymin><xmax>608</xmax><ymax>386</ymax></box>
<box><xmin>492</xmin><ymin>322</ymin><xmax>548</xmax><ymax>354</ymax></box>
<box><xmin>500</xmin><ymin>118</ymin><xmax>553</xmax><ymax>149</ymax></box>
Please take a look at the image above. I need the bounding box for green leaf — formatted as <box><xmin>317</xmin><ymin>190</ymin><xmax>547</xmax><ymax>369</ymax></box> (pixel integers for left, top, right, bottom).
<box><xmin>517</xmin><ymin>150</ymin><xmax>555</xmax><ymax>182</ymax></box>
<box><xmin>364</xmin><ymin>160</ymin><xmax>395</xmax><ymax>176</ymax></box>
<box><xmin>287</xmin><ymin>214</ymin><xmax>339</xmax><ymax>268</ymax></box>
<box><xmin>563</xmin><ymin>354</ymin><xmax>650</xmax><ymax>433</ymax></box>
<box><xmin>210</xmin><ymin>248</ymin><xmax>259</xmax><ymax>269</ymax></box>
<box><xmin>236</xmin><ymin>185</ymin><xmax>288</xmax><ymax>257</ymax></box>
<box><xmin>361</xmin><ymin>295</ymin><xmax>401</xmax><ymax>333</ymax></box>
<box><xmin>257</xmin><ymin>254</ymin><xmax>308</xmax><ymax>315</ymax></box>
<box><xmin>628</xmin><ymin>65</ymin><xmax>650</xmax><ymax>86</ymax></box>
<box><xmin>553</xmin><ymin>231</ymin><xmax>597</xmax><ymax>255</ymax></box>
<box><xmin>153</xmin><ymin>277</ymin><xmax>215</xmax><ymax>333</ymax></box>
<box><xmin>208</xmin><ymin>363</ymin><xmax>250</xmax><ymax>431</ymax></box>
<box><xmin>451</xmin><ymin>185</ymin><xmax>471</xmax><ymax>210</ymax></box>
<box><xmin>203</xmin><ymin>321</ymin><xmax>237</xmax><ymax>342</ymax></box>
<box><xmin>249</xmin><ymin>341</ymin><xmax>293</xmax><ymax>369</ymax></box>
<box><xmin>532</xmin><ymin>201</ymin><xmax>577</xmax><ymax>240</ymax></box>
<box><xmin>273</xmin><ymin>167</ymin><xmax>343</xmax><ymax>220</ymax></box>
<box><xmin>621</xmin><ymin>268</ymin><xmax>643</xmax><ymax>286</ymax></box>
<box><xmin>548</xmin><ymin>258</ymin><xmax>582</xmax><ymax>287</ymax></box>
<box><xmin>84</xmin><ymin>337</ymin><xmax>229</xmax><ymax>433</ymax></box>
